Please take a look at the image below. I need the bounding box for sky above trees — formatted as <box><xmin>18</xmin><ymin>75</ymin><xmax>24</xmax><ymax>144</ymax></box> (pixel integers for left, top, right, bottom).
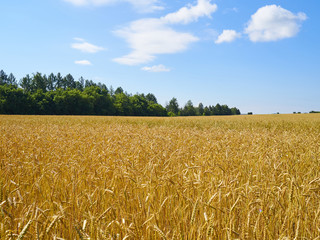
<box><xmin>1</xmin><ymin>0</ymin><xmax>319</xmax><ymax>114</ymax></box>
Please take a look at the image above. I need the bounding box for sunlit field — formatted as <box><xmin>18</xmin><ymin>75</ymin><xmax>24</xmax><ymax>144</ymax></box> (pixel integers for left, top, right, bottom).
<box><xmin>1</xmin><ymin>114</ymin><xmax>320</xmax><ymax>239</ymax></box>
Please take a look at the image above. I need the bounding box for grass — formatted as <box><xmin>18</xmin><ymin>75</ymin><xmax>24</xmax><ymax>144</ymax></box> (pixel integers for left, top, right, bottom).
<box><xmin>0</xmin><ymin>114</ymin><xmax>320</xmax><ymax>239</ymax></box>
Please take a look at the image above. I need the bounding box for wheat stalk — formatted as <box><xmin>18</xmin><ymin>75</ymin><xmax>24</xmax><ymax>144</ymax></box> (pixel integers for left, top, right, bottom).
<box><xmin>153</xmin><ymin>225</ymin><xmax>166</xmax><ymax>240</ymax></box>
<box><xmin>17</xmin><ymin>220</ymin><xmax>32</xmax><ymax>240</ymax></box>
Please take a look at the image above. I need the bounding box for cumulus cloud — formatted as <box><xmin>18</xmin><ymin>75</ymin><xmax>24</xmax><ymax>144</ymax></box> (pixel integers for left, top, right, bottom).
<box><xmin>114</xmin><ymin>0</ymin><xmax>217</xmax><ymax>65</ymax></box>
<box><xmin>75</xmin><ymin>60</ymin><xmax>92</xmax><ymax>65</ymax></box>
<box><xmin>245</xmin><ymin>5</ymin><xmax>307</xmax><ymax>42</ymax></box>
<box><xmin>161</xmin><ymin>0</ymin><xmax>217</xmax><ymax>24</ymax></box>
<box><xmin>71</xmin><ymin>38</ymin><xmax>105</xmax><ymax>53</ymax></box>
<box><xmin>215</xmin><ymin>30</ymin><xmax>241</xmax><ymax>44</ymax></box>
<box><xmin>63</xmin><ymin>0</ymin><xmax>163</xmax><ymax>12</ymax></box>
<box><xmin>113</xmin><ymin>19</ymin><xmax>198</xmax><ymax>65</ymax></box>
<box><xmin>142</xmin><ymin>64</ymin><xmax>170</xmax><ymax>72</ymax></box>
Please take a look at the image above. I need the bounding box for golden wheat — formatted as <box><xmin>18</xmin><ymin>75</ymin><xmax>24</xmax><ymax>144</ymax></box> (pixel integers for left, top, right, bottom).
<box><xmin>0</xmin><ymin>114</ymin><xmax>320</xmax><ymax>239</ymax></box>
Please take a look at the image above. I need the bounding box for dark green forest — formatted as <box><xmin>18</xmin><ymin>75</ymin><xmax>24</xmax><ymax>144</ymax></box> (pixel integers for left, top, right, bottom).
<box><xmin>0</xmin><ymin>70</ymin><xmax>241</xmax><ymax>116</ymax></box>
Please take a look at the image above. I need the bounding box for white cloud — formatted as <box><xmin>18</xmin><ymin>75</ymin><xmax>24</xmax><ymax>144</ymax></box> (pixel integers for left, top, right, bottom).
<box><xmin>142</xmin><ymin>64</ymin><xmax>170</xmax><ymax>72</ymax></box>
<box><xmin>75</xmin><ymin>60</ymin><xmax>92</xmax><ymax>65</ymax></box>
<box><xmin>113</xmin><ymin>0</ymin><xmax>217</xmax><ymax>65</ymax></box>
<box><xmin>161</xmin><ymin>0</ymin><xmax>217</xmax><ymax>24</ymax></box>
<box><xmin>71</xmin><ymin>38</ymin><xmax>105</xmax><ymax>53</ymax></box>
<box><xmin>215</xmin><ymin>30</ymin><xmax>241</xmax><ymax>44</ymax></box>
<box><xmin>113</xmin><ymin>18</ymin><xmax>198</xmax><ymax>65</ymax></box>
<box><xmin>73</xmin><ymin>37</ymin><xmax>85</xmax><ymax>42</ymax></box>
<box><xmin>63</xmin><ymin>0</ymin><xmax>163</xmax><ymax>12</ymax></box>
<box><xmin>245</xmin><ymin>5</ymin><xmax>307</xmax><ymax>42</ymax></box>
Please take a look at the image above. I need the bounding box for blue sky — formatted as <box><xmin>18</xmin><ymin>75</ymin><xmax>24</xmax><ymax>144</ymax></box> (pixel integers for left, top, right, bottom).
<box><xmin>1</xmin><ymin>0</ymin><xmax>319</xmax><ymax>114</ymax></box>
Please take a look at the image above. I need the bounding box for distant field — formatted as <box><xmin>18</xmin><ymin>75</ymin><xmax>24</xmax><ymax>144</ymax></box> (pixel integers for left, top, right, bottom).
<box><xmin>1</xmin><ymin>114</ymin><xmax>320</xmax><ymax>239</ymax></box>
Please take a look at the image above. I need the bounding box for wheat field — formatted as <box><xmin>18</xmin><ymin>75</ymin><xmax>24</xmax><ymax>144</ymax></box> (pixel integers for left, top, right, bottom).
<box><xmin>0</xmin><ymin>114</ymin><xmax>320</xmax><ymax>239</ymax></box>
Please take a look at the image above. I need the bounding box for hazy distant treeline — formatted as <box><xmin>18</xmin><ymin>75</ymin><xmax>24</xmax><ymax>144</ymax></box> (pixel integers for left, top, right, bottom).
<box><xmin>0</xmin><ymin>70</ymin><xmax>241</xmax><ymax>116</ymax></box>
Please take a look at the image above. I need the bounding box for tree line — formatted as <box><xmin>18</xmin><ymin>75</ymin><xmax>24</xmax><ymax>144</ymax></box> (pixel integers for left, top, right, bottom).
<box><xmin>0</xmin><ymin>70</ymin><xmax>241</xmax><ymax>116</ymax></box>
<box><xmin>166</xmin><ymin>98</ymin><xmax>240</xmax><ymax>116</ymax></box>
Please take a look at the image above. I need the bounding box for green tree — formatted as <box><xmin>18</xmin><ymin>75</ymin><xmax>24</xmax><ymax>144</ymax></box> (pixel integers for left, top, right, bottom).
<box><xmin>115</xmin><ymin>87</ymin><xmax>124</xmax><ymax>95</ymax></box>
<box><xmin>7</xmin><ymin>73</ymin><xmax>17</xmax><ymax>86</ymax></box>
<box><xmin>130</xmin><ymin>94</ymin><xmax>148</xmax><ymax>116</ymax></box>
<box><xmin>31</xmin><ymin>89</ymin><xmax>55</xmax><ymax>114</ymax></box>
<box><xmin>98</xmin><ymin>82</ymin><xmax>108</xmax><ymax>91</ymax></box>
<box><xmin>64</xmin><ymin>74</ymin><xmax>76</xmax><ymax>89</ymax></box>
<box><xmin>148</xmin><ymin>103</ymin><xmax>167</xmax><ymax>116</ymax></box>
<box><xmin>47</xmin><ymin>73</ymin><xmax>57</xmax><ymax>91</ymax></box>
<box><xmin>114</xmin><ymin>92</ymin><xmax>132</xmax><ymax>116</ymax></box>
<box><xmin>77</xmin><ymin>77</ymin><xmax>85</xmax><ymax>91</ymax></box>
<box><xmin>146</xmin><ymin>93</ymin><xmax>158</xmax><ymax>104</ymax></box>
<box><xmin>56</xmin><ymin>73</ymin><xmax>64</xmax><ymax>89</ymax></box>
<box><xmin>231</xmin><ymin>107</ymin><xmax>241</xmax><ymax>115</ymax></box>
<box><xmin>83</xmin><ymin>86</ymin><xmax>114</xmax><ymax>115</ymax></box>
<box><xmin>0</xmin><ymin>70</ymin><xmax>8</xmax><ymax>85</ymax></box>
<box><xmin>85</xmin><ymin>79</ymin><xmax>96</xmax><ymax>88</ymax></box>
<box><xmin>213</xmin><ymin>104</ymin><xmax>222</xmax><ymax>115</ymax></box>
<box><xmin>0</xmin><ymin>85</ymin><xmax>32</xmax><ymax>114</ymax></box>
<box><xmin>54</xmin><ymin>89</ymin><xmax>93</xmax><ymax>115</ymax></box>
<box><xmin>221</xmin><ymin>104</ymin><xmax>231</xmax><ymax>115</ymax></box>
<box><xmin>32</xmin><ymin>72</ymin><xmax>47</xmax><ymax>92</ymax></box>
<box><xmin>19</xmin><ymin>74</ymin><xmax>33</xmax><ymax>92</ymax></box>
<box><xmin>203</xmin><ymin>106</ymin><xmax>211</xmax><ymax>116</ymax></box>
<box><xmin>182</xmin><ymin>100</ymin><xmax>196</xmax><ymax>116</ymax></box>
<box><xmin>198</xmin><ymin>103</ymin><xmax>204</xmax><ymax>116</ymax></box>
<box><xmin>0</xmin><ymin>70</ymin><xmax>242</xmax><ymax>117</ymax></box>
<box><xmin>166</xmin><ymin>97</ymin><xmax>179</xmax><ymax>116</ymax></box>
